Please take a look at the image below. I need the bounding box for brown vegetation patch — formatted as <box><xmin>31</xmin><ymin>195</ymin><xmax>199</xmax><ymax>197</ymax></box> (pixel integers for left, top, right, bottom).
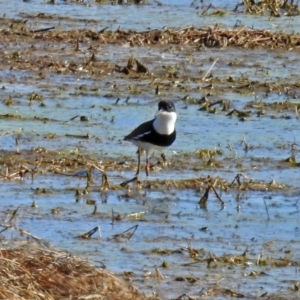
<box><xmin>0</xmin><ymin>242</ymin><xmax>156</xmax><ymax>300</ymax></box>
<box><xmin>241</xmin><ymin>0</ymin><xmax>299</xmax><ymax>17</ymax></box>
<box><xmin>0</xmin><ymin>148</ymin><xmax>288</xmax><ymax>195</ymax></box>
<box><xmin>1</xmin><ymin>17</ymin><xmax>300</xmax><ymax>50</ymax></box>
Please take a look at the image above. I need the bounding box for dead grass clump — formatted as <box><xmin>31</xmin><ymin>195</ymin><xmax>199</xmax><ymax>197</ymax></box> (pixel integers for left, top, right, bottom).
<box><xmin>242</xmin><ymin>0</ymin><xmax>299</xmax><ymax>17</ymax></box>
<box><xmin>0</xmin><ymin>242</ymin><xmax>155</xmax><ymax>300</ymax></box>
<box><xmin>2</xmin><ymin>15</ymin><xmax>300</xmax><ymax>51</ymax></box>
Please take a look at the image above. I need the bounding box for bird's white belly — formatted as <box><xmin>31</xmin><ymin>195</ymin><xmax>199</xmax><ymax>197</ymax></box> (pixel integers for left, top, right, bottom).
<box><xmin>130</xmin><ymin>140</ymin><xmax>167</xmax><ymax>153</ymax></box>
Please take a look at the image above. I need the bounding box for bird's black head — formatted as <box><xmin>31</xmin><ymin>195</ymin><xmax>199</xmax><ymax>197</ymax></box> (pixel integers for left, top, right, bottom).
<box><xmin>158</xmin><ymin>100</ymin><xmax>176</xmax><ymax>112</ymax></box>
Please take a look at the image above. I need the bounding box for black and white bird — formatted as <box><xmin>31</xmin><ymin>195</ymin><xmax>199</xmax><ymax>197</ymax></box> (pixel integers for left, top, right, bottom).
<box><xmin>121</xmin><ymin>100</ymin><xmax>177</xmax><ymax>186</ymax></box>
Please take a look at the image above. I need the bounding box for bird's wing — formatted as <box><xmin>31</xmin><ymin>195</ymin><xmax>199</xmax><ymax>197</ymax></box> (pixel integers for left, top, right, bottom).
<box><xmin>124</xmin><ymin>119</ymin><xmax>154</xmax><ymax>141</ymax></box>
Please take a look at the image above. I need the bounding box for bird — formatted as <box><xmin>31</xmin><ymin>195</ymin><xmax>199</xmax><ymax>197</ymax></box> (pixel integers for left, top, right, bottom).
<box><xmin>121</xmin><ymin>100</ymin><xmax>177</xmax><ymax>186</ymax></box>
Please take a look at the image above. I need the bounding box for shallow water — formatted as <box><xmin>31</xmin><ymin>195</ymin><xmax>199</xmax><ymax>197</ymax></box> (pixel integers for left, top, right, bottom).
<box><xmin>2</xmin><ymin>0</ymin><xmax>300</xmax><ymax>33</ymax></box>
<box><xmin>1</xmin><ymin>1</ymin><xmax>300</xmax><ymax>299</ymax></box>
<box><xmin>1</xmin><ymin>173</ymin><xmax>300</xmax><ymax>298</ymax></box>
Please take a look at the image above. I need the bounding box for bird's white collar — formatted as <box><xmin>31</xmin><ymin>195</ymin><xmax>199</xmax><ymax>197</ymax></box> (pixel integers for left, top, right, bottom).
<box><xmin>153</xmin><ymin>111</ymin><xmax>177</xmax><ymax>135</ymax></box>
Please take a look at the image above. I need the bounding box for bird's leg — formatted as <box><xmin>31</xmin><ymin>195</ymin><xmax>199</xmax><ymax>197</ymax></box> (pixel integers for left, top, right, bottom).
<box><xmin>121</xmin><ymin>148</ymin><xmax>141</xmax><ymax>187</ymax></box>
<box><xmin>135</xmin><ymin>147</ymin><xmax>141</xmax><ymax>176</ymax></box>
<box><xmin>145</xmin><ymin>152</ymin><xmax>150</xmax><ymax>177</ymax></box>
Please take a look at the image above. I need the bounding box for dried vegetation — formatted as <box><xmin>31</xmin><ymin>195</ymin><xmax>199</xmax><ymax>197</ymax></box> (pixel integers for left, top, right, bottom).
<box><xmin>241</xmin><ymin>0</ymin><xmax>300</xmax><ymax>17</ymax></box>
<box><xmin>0</xmin><ymin>241</ymin><xmax>156</xmax><ymax>300</ymax></box>
<box><xmin>2</xmin><ymin>16</ymin><xmax>300</xmax><ymax>51</ymax></box>
<box><xmin>0</xmin><ymin>146</ymin><xmax>289</xmax><ymax>195</ymax></box>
